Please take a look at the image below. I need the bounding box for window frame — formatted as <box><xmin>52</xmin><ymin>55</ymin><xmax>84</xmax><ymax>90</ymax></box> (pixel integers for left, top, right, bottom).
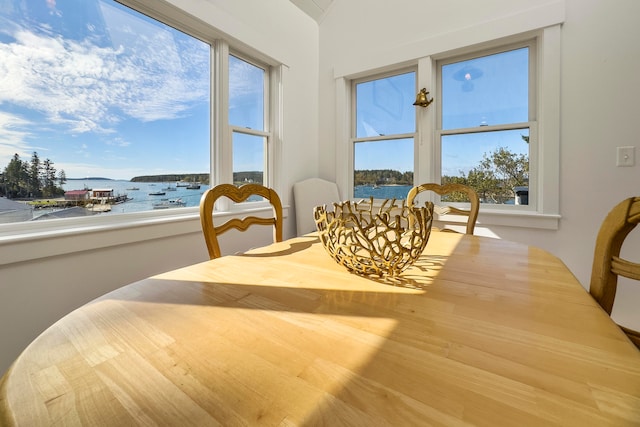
<box><xmin>434</xmin><ymin>39</ymin><xmax>537</xmax><ymax>213</ymax></box>
<box><xmin>336</xmin><ymin>25</ymin><xmax>561</xmax><ymax>230</ymax></box>
<box><xmin>229</xmin><ymin>51</ymin><xmax>272</xmax><ymax>189</ymax></box>
<box><xmin>350</xmin><ymin>67</ymin><xmax>417</xmax><ymax>198</ymax></box>
<box><xmin>0</xmin><ymin>0</ymin><xmax>284</xmax><ymax>238</ymax></box>
<box><xmin>220</xmin><ymin>50</ymin><xmax>276</xmax><ymax>212</ymax></box>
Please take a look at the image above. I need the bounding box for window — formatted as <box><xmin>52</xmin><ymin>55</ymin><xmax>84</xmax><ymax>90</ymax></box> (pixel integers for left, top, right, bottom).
<box><xmin>352</xmin><ymin>70</ymin><xmax>416</xmax><ymax>200</ymax></box>
<box><xmin>0</xmin><ymin>0</ymin><xmax>278</xmax><ymax>226</ymax></box>
<box><xmin>438</xmin><ymin>44</ymin><xmax>534</xmax><ymax>207</ymax></box>
<box><xmin>339</xmin><ymin>24</ymin><xmax>561</xmax><ymax>229</ymax></box>
<box><xmin>229</xmin><ymin>54</ymin><xmax>269</xmax><ymax>189</ymax></box>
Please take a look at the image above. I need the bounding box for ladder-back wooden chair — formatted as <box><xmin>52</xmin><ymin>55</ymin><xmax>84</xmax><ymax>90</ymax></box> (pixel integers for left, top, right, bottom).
<box><xmin>199</xmin><ymin>183</ymin><xmax>283</xmax><ymax>259</ymax></box>
<box><xmin>589</xmin><ymin>196</ymin><xmax>640</xmax><ymax>349</ymax></box>
<box><xmin>407</xmin><ymin>183</ymin><xmax>480</xmax><ymax>235</ymax></box>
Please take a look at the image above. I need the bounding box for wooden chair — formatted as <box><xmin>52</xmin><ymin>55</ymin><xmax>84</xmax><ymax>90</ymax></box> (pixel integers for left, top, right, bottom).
<box><xmin>199</xmin><ymin>183</ymin><xmax>283</xmax><ymax>259</ymax></box>
<box><xmin>407</xmin><ymin>183</ymin><xmax>479</xmax><ymax>235</ymax></box>
<box><xmin>589</xmin><ymin>196</ymin><xmax>640</xmax><ymax>349</ymax></box>
<box><xmin>293</xmin><ymin>178</ymin><xmax>340</xmax><ymax>235</ymax></box>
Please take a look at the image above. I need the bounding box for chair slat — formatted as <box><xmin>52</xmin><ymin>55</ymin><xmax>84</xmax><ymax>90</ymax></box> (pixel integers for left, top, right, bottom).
<box><xmin>611</xmin><ymin>256</ymin><xmax>640</xmax><ymax>281</ymax></box>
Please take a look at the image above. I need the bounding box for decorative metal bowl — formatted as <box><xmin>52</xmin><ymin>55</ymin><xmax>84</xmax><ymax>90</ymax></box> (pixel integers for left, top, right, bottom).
<box><xmin>313</xmin><ymin>198</ymin><xmax>434</xmax><ymax>277</ymax></box>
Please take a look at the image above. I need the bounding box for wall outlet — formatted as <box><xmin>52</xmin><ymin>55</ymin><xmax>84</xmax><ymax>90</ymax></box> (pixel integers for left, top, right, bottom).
<box><xmin>616</xmin><ymin>146</ymin><xmax>635</xmax><ymax>167</ymax></box>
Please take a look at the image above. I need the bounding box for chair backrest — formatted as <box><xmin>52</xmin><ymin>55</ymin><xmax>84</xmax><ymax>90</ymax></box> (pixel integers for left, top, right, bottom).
<box><xmin>589</xmin><ymin>196</ymin><xmax>640</xmax><ymax>348</ymax></box>
<box><xmin>199</xmin><ymin>183</ymin><xmax>283</xmax><ymax>259</ymax></box>
<box><xmin>293</xmin><ymin>178</ymin><xmax>341</xmax><ymax>235</ymax></box>
<box><xmin>407</xmin><ymin>183</ymin><xmax>479</xmax><ymax>235</ymax></box>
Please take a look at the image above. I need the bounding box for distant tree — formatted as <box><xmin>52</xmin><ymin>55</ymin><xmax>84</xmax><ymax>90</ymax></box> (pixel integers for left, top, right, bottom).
<box><xmin>4</xmin><ymin>154</ymin><xmax>28</xmax><ymax>198</ymax></box>
<box><xmin>58</xmin><ymin>169</ymin><xmax>67</xmax><ymax>187</ymax></box>
<box><xmin>443</xmin><ymin>146</ymin><xmax>528</xmax><ymax>204</ymax></box>
<box><xmin>41</xmin><ymin>158</ymin><xmax>59</xmax><ymax>197</ymax></box>
<box><xmin>28</xmin><ymin>152</ymin><xmax>42</xmax><ymax>198</ymax></box>
<box><xmin>353</xmin><ymin>169</ymin><xmax>413</xmax><ymax>186</ymax></box>
<box><xmin>1</xmin><ymin>152</ymin><xmax>64</xmax><ymax>199</ymax></box>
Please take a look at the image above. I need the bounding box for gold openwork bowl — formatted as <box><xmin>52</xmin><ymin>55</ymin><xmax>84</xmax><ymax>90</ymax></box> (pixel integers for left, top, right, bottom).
<box><xmin>313</xmin><ymin>198</ymin><xmax>434</xmax><ymax>277</ymax></box>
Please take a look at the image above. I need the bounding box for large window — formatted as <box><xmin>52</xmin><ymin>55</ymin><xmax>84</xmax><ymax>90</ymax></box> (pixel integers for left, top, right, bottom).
<box><xmin>0</xmin><ymin>0</ymin><xmax>276</xmax><ymax>225</ymax></box>
<box><xmin>352</xmin><ymin>70</ymin><xmax>416</xmax><ymax>200</ymax></box>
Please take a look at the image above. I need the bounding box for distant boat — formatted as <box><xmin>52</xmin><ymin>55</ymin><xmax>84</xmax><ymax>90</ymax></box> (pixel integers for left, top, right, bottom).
<box><xmin>152</xmin><ymin>198</ymin><xmax>186</xmax><ymax>209</ymax></box>
<box><xmin>176</xmin><ymin>182</ymin><xmax>190</xmax><ymax>187</ymax></box>
<box><xmin>162</xmin><ymin>185</ymin><xmax>177</xmax><ymax>191</ymax></box>
<box><xmin>186</xmin><ymin>183</ymin><xmax>201</xmax><ymax>190</ymax></box>
<box><xmin>149</xmin><ymin>191</ymin><xmax>166</xmax><ymax>196</ymax></box>
<box><xmin>126</xmin><ymin>186</ymin><xmax>140</xmax><ymax>190</ymax></box>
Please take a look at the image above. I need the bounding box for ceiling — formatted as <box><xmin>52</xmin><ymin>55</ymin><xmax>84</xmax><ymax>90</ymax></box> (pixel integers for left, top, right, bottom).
<box><xmin>289</xmin><ymin>0</ymin><xmax>333</xmax><ymax>22</ymax></box>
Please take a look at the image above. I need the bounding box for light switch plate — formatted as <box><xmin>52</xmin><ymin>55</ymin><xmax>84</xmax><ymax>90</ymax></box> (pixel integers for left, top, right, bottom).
<box><xmin>616</xmin><ymin>146</ymin><xmax>635</xmax><ymax>167</ymax></box>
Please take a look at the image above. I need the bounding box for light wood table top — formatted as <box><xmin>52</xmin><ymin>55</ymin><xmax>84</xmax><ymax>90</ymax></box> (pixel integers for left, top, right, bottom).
<box><xmin>2</xmin><ymin>233</ymin><xmax>640</xmax><ymax>426</ymax></box>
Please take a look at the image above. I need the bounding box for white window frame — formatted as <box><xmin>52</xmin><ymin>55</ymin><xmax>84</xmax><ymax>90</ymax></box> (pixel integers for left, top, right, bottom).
<box><xmin>433</xmin><ymin>39</ymin><xmax>537</xmax><ymax>213</ymax></box>
<box><xmin>336</xmin><ymin>24</ymin><xmax>561</xmax><ymax>230</ymax></box>
<box><xmin>216</xmin><ymin>48</ymin><xmax>279</xmax><ymax>212</ymax></box>
<box><xmin>0</xmin><ymin>0</ymin><xmax>284</xmax><ymax>249</ymax></box>
<box><xmin>350</xmin><ymin>67</ymin><xmax>417</xmax><ymax>197</ymax></box>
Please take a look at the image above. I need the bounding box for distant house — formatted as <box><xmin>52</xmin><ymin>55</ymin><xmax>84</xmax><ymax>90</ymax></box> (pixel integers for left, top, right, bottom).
<box><xmin>90</xmin><ymin>188</ymin><xmax>129</xmax><ymax>204</ymax></box>
<box><xmin>513</xmin><ymin>186</ymin><xmax>529</xmax><ymax>205</ymax></box>
<box><xmin>64</xmin><ymin>189</ymin><xmax>90</xmax><ymax>202</ymax></box>
<box><xmin>91</xmin><ymin>189</ymin><xmax>114</xmax><ymax>199</ymax></box>
<box><xmin>0</xmin><ymin>198</ymin><xmax>33</xmax><ymax>223</ymax></box>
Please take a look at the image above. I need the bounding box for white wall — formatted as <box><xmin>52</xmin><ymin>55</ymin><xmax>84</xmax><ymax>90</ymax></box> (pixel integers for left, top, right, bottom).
<box><xmin>318</xmin><ymin>0</ymin><xmax>640</xmax><ymax>326</ymax></box>
<box><xmin>0</xmin><ymin>0</ymin><xmax>318</xmax><ymax>375</ymax></box>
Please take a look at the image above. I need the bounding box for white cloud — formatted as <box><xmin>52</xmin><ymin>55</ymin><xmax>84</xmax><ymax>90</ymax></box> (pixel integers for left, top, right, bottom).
<box><xmin>0</xmin><ymin>9</ymin><xmax>209</xmax><ymax>139</ymax></box>
<box><xmin>229</xmin><ymin>56</ymin><xmax>263</xmax><ymax>105</ymax></box>
<box><xmin>106</xmin><ymin>137</ymin><xmax>130</xmax><ymax>147</ymax></box>
<box><xmin>0</xmin><ymin>111</ymin><xmax>33</xmax><ymax>159</ymax></box>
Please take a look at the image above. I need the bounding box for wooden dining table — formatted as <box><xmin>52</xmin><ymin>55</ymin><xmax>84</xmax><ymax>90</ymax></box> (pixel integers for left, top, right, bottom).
<box><xmin>1</xmin><ymin>232</ymin><xmax>640</xmax><ymax>426</ymax></box>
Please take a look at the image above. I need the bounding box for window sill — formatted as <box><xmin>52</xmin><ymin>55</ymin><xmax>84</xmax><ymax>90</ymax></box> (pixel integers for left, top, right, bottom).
<box><xmin>0</xmin><ymin>205</ymin><xmax>289</xmax><ymax>266</ymax></box>
<box><xmin>439</xmin><ymin>209</ymin><xmax>560</xmax><ymax>230</ymax></box>
<box><xmin>348</xmin><ymin>198</ymin><xmax>560</xmax><ymax>230</ymax></box>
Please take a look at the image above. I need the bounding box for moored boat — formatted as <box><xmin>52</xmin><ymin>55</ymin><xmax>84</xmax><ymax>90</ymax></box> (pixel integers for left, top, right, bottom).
<box><xmin>152</xmin><ymin>198</ymin><xmax>186</xmax><ymax>209</ymax></box>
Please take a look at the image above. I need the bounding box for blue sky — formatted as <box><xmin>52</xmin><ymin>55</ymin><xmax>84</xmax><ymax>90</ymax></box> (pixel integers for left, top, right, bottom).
<box><xmin>0</xmin><ymin>0</ymin><xmax>211</xmax><ymax>180</ymax></box>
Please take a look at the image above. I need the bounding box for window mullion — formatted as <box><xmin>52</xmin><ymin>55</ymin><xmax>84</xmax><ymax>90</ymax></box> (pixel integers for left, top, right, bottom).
<box><xmin>213</xmin><ymin>40</ymin><xmax>230</xmax><ymax>186</ymax></box>
<box><xmin>418</xmin><ymin>56</ymin><xmax>436</xmax><ymax>185</ymax></box>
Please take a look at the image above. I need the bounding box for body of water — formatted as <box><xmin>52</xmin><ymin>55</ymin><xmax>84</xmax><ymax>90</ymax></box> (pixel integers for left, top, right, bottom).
<box><xmin>52</xmin><ymin>181</ymin><xmax>411</xmax><ymax>217</ymax></box>
<box><xmin>62</xmin><ymin>179</ymin><xmax>209</xmax><ymax>214</ymax></box>
<box><xmin>354</xmin><ymin>185</ymin><xmax>412</xmax><ymax>201</ymax></box>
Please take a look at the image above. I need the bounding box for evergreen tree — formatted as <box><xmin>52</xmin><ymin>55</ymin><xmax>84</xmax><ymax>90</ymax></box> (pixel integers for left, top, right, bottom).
<box><xmin>1</xmin><ymin>152</ymin><xmax>64</xmax><ymax>199</ymax></box>
<box><xmin>28</xmin><ymin>152</ymin><xmax>42</xmax><ymax>198</ymax></box>
<box><xmin>4</xmin><ymin>154</ymin><xmax>28</xmax><ymax>198</ymax></box>
<box><xmin>42</xmin><ymin>159</ymin><xmax>57</xmax><ymax>197</ymax></box>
